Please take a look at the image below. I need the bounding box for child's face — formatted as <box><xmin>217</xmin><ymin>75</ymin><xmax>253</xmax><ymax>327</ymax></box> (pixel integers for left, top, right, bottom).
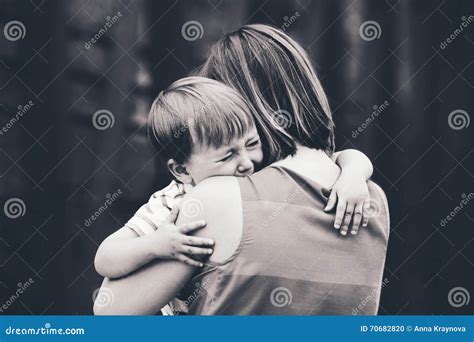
<box><xmin>184</xmin><ymin>126</ymin><xmax>263</xmax><ymax>185</ymax></box>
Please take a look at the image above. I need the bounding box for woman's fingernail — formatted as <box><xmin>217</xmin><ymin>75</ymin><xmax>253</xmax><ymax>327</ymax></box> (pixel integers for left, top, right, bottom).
<box><xmin>209</xmin><ymin>240</ymin><xmax>214</xmax><ymax>245</ymax></box>
<box><xmin>341</xmin><ymin>230</ymin><xmax>347</xmax><ymax>236</ymax></box>
<box><xmin>208</xmin><ymin>249</ymin><xmax>213</xmax><ymax>254</ymax></box>
<box><xmin>350</xmin><ymin>230</ymin><xmax>357</xmax><ymax>235</ymax></box>
<box><xmin>334</xmin><ymin>224</ymin><xmax>340</xmax><ymax>229</ymax></box>
<box><xmin>199</xmin><ymin>263</ymin><xmax>204</xmax><ymax>267</ymax></box>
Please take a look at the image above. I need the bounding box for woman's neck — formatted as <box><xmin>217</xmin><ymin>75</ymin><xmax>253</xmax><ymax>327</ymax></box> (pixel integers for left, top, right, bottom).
<box><xmin>272</xmin><ymin>145</ymin><xmax>341</xmax><ymax>188</ymax></box>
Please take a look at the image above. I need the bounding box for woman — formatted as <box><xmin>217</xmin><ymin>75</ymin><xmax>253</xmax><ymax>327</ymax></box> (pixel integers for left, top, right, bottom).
<box><xmin>94</xmin><ymin>24</ymin><xmax>389</xmax><ymax>315</ymax></box>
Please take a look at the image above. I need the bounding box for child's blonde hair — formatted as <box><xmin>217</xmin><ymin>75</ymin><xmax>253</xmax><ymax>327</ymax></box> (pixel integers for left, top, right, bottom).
<box><xmin>198</xmin><ymin>24</ymin><xmax>335</xmax><ymax>163</ymax></box>
<box><xmin>148</xmin><ymin>76</ymin><xmax>254</xmax><ymax>164</ymax></box>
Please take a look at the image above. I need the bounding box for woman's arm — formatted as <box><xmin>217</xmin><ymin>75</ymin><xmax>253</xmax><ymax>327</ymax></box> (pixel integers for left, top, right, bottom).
<box><xmin>94</xmin><ymin>259</ymin><xmax>194</xmax><ymax>315</ymax></box>
<box><xmin>327</xmin><ymin>149</ymin><xmax>373</xmax><ymax>236</ymax></box>
<box><xmin>93</xmin><ymin>210</ymin><xmax>210</xmax><ymax>315</ymax></box>
<box><xmin>93</xmin><ymin>177</ymin><xmax>240</xmax><ymax>315</ymax></box>
<box><xmin>94</xmin><ymin>227</ymin><xmax>160</xmax><ymax>279</ymax></box>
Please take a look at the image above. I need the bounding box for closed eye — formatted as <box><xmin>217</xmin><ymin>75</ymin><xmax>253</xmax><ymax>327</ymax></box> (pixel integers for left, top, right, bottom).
<box><xmin>246</xmin><ymin>139</ymin><xmax>260</xmax><ymax>148</ymax></box>
<box><xmin>217</xmin><ymin>152</ymin><xmax>234</xmax><ymax>162</ymax></box>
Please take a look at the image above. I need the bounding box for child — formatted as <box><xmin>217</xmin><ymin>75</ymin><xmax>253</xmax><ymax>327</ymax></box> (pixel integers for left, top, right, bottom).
<box><xmin>94</xmin><ymin>76</ymin><xmax>374</xmax><ymax>314</ymax></box>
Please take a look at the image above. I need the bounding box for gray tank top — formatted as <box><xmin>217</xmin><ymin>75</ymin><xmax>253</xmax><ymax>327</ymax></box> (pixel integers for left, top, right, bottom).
<box><xmin>180</xmin><ymin>165</ymin><xmax>390</xmax><ymax>315</ymax></box>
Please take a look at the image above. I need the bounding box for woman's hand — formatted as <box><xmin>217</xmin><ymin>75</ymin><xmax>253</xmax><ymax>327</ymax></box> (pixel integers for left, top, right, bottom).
<box><xmin>324</xmin><ymin>172</ymin><xmax>370</xmax><ymax>236</ymax></box>
<box><xmin>150</xmin><ymin>206</ymin><xmax>214</xmax><ymax>266</ymax></box>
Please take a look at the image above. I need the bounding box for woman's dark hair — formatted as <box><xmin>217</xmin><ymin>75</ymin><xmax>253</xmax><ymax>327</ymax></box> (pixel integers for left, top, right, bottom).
<box><xmin>198</xmin><ymin>24</ymin><xmax>335</xmax><ymax>163</ymax></box>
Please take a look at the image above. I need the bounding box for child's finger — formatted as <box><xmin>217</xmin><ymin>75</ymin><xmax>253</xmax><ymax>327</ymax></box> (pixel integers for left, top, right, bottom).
<box><xmin>340</xmin><ymin>203</ymin><xmax>355</xmax><ymax>236</ymax></box>
<box><xmin>350</xmin><ymin>203</ymin><xmax>364</xmax><ymax>235</ymax></box>
<box><xmin>177</xmin><ymin>220</ymin><xmax>207</xmax><ymax>234</ymax></box>
<box><xmin>180</xmin><ymin>245</ymin><xmax>213</xmax><ymax>256</ymax></box>
<box><xmin>334</xmin><ymin>201</ymin><xmax>347</xmax><ymax>229</ymax></box>
<box><xmin>182</xmin><ymin>236</ymin><xmax>214</xmax><ymax>247</ymax></box>
<box><xmin>362</xmin><ymin>199</ymin><xmax>371</xmax><ymax>227</ymax></box>
<box><xmin>165</xmin><ymin>206</ymin><xmax>180</xmax><ymax>224</ymax></box>
<box><xmin>324</xmin><ymin>190</ymin><xmax>337</xmax><ymax>212</ymax></box>
<box><xmin>177</xmin><ymin>254</ymin><xmax>204</xmax><ymax>267</ymax></box>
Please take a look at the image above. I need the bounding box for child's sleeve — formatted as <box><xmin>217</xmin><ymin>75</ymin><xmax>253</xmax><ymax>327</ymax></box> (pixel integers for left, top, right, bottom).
<box><xmin>124</xmin><ymin>181</ymin><xmax>186</xmax><ymax>236</ymax></box>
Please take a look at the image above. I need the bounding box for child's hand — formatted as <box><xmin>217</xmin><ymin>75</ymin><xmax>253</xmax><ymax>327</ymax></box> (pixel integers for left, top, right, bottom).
<box><xmin>150</xmin><ymin>206</ymin><xmax>214</xmax><ymax>267</ymax></box>
<box><xmin>324</xmin><ymin>172</ymin><xmax>370</xmax><ymax>236</ymax></box>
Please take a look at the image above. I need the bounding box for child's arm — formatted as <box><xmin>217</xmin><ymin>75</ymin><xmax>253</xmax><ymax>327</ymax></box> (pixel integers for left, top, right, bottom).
<box><xmin>94</xmin><ymin>207</ymin><xmax>214</xmax><ymax>279</ymax></box>
<box><xmin>94</xmin><ymin>227</ymin><xmax>152</xmax><ymax>278</ymax></box>
<box><xmin>326</xmin><ymin>149</ymin><xmax>373</xmax><ymax>236</ymax></box>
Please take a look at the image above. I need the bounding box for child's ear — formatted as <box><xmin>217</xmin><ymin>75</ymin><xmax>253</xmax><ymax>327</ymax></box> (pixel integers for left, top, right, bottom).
<box><xmin>167</xmin><ymin>159</ymin><xmax>193</xmax><ymax>184</ymax></box>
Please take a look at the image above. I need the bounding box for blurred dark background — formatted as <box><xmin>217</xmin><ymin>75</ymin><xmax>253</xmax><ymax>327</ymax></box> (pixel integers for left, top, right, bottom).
<box><xmin>0</xmin><ymin>0</ymin><xmax>472</xmax><ymax>315</ymax></box>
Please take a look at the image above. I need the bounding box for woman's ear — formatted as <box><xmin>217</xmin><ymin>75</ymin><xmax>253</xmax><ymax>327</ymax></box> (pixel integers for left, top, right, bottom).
<box><xmin>167</xmin><ymin>159</ymin><xmax>193</xmax><ymax>184</ymax></box>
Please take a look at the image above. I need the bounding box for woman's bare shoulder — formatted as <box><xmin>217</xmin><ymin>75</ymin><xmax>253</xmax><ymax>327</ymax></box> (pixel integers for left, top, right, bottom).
<box><xmin>178</xmin><ymin>176</ymin><xmax>243</xmax><ymax>263</ymax></box>
<box><xmin>193</xmin><ymin>176</ymin><xmax>239</xmax><ymax>198</ymax></box>
<box><xmin>367</xmin><ymin>180</ymin><xmax>390</xmax><ymax>231</ymax></box>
